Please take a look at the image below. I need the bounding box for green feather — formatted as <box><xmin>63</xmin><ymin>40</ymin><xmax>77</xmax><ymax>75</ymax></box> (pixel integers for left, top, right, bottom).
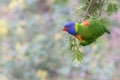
<box><xmin>100</xmin><ymin>18</ymin><xmax>110</xmax><ymax>34</ymax></box>
<box><xmin>76</xmin><ymin>18</ymin><xmax>110</xmax><ymax>46</ymax></box>
<box><xmin>101</xmin><ymin>26</ymin><xmax>110</xmax><ymax>34</ymax></box>
<box><xmin>75</xmin><ymin>23</ymin><xmax>79</xmax><ymax>32</ymax></box>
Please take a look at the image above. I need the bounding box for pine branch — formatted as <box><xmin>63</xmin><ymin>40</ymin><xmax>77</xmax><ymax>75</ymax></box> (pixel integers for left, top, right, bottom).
<box><xmin>66</xmin><ymin>0</ymin><xmax>119</xmax><ymax>63</ymax></box>
<box><xmin>71</xmin><ymin>39</ymin><xmax>83</xmax><ymax>62</ymax></box>
<box><xmin>85</xmin><ymin>0</ymin><xmax>93</xmax><ymax>18</ymax></box>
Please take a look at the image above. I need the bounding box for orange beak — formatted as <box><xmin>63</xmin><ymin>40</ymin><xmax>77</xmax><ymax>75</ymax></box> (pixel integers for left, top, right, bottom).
<box><xmin>62</xmin><ymin>27</ymin><xmax>66</xmax><ymax>31</ymax></box>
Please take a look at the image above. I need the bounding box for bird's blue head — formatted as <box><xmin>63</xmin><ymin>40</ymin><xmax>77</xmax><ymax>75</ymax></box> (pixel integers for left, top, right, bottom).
<box><xmin>62</xmin><ymin>22</ymin><xmax>76</xmax><ymax>35</ymax></box>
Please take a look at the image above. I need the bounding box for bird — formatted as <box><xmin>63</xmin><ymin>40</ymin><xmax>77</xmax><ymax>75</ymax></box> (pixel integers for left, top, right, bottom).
<box><xmin>62</xmin><ymin>18</ymin><xmax>110</xmax><ymax>46</ymax></box>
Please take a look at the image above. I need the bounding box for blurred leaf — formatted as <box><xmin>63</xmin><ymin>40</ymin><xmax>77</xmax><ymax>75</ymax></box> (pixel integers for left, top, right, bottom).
<box><xmin>53</xmin><ymin>0</ymin><xmax>68</xmax><ymax>5</ymax></box>
<box><xmin>107</xmin><ymin>2</ymin><xmax>118</xmax><ymax>15</ymax></box>
<box><xmin>18</xmin><ymin>0</ymin><xmax>27</xmax><ymax>8</ymax></box>
<box><xmin>15</xmin><ymin>42</ymin><xmax>21</xmax><ymax>50</ymax></box>
<box><xmin>54</xmin><ymin>33</ymin><xmax>62</xmax><ymax>40</ymax></box>
<box><xmin>8</xmin><ymin>0</ymin><xmax>18</xmax><ymax>10</ymax></box>
<box><xmin>8</xmin><ymin>0</ymin><xmax>27</xmax><ymax>10</ymax></box>
<box><xmin>15</xmin><ymin>26</ymin><xmax>24</xmax><ymax>36</ymax></box>
<box><xmin>36</xmin><ymin>69</ymin><xmax>48</xmax><ymax>80</ymax></box>
<box><xmin>0</xmin><ymin>19</ymin><xmax>8</xmax><ymax>37</ymax></box>
<box><xmin>71</xmin><ymin>49</ymin><xmax>83</xmax><ymax>63</ymax></box>
<box><xmin>0</xmin><ymin>75</ymin><xmax>8</xmax><ymax>80</ymax></box>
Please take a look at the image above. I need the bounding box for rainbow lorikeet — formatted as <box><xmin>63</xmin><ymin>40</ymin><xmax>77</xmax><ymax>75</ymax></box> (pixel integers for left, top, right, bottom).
<box><xmin>62</xmin><ymin>18</ymin><xmax>110</xmax><ymax>46</ymax></box>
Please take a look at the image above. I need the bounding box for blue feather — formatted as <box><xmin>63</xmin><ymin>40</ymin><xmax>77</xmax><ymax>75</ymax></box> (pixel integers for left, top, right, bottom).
<box><xmin>64</xmin><ymin>22</ymin><xmax>76</xmax><ymax>35</ymax></box>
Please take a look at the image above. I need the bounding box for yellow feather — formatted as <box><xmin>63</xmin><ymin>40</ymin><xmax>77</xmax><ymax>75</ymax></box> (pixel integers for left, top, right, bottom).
<box><xmin>75</xmin><ymin>22</ymin><xmax>79</xmax><ymax>32</ymax></box>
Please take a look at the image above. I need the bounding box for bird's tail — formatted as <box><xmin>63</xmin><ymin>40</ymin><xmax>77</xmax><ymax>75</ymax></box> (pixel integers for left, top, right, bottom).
<box><xmin>102</xmin><ymin>26</ymin><xmax>111</xmax><ymax>34</ymax></box>
<box><xmin>100</xmin><ymin>18</ymin><xmax>111</xmax><ymax>34</ymax></box>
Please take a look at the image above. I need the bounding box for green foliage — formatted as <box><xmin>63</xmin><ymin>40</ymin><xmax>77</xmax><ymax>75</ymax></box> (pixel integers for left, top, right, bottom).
<box><xmin>67</xmin><ymin>0</ymin><xmax>118</xmax><ymax>63</ymax></box>
<box><xmin>53</xmin><ymin>0</ymin><xmax>68</xmax><ymax>5</ymax></box>
<box><xmin>74</xmin><ymin>0</ymin><xmax>119</xmax><ymax>19</ymax></box>
<box><xmin>83</xmin><ymin>0</ymin><xmax>104</xmax><ymax>17</ymax></box>
<box><xmin>71</xmin><ymin>49</ymin><xmax>83</xmax><ymax>62</ymax></box>
<box><xmin>107</xmin><ymin>2</ymin><xmax>118</xmax><ymax>15</ymax></box>
<box><xmin>66</xmin><ymin>35</ymin><xmax>83</xmax><ymax>62</ymax></box>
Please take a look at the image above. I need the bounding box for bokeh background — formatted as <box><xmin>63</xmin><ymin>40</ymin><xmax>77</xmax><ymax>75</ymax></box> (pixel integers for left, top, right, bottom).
<box><xmin>0</xmin><ymin>0</ymin><xmax>120</xmax><ymax>80</ymax></box>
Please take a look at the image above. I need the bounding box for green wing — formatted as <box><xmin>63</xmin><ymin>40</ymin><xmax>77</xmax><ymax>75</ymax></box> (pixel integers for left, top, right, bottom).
<box><xmin>90</xmin><ymin>17</ymin><xmax>111</xmax><ymax>34</ymax></box>
<box><xmin>80</xmin><ymin>40</ymin><xmax>92</xmax><ymax>46</ymax></box>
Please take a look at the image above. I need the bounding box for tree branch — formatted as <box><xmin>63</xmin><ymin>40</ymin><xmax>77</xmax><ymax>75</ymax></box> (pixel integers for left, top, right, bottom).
<box><xmin>85</xmin><ymin>0</ymin><xmax>93</xmax><ymax>17</ymax></box>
